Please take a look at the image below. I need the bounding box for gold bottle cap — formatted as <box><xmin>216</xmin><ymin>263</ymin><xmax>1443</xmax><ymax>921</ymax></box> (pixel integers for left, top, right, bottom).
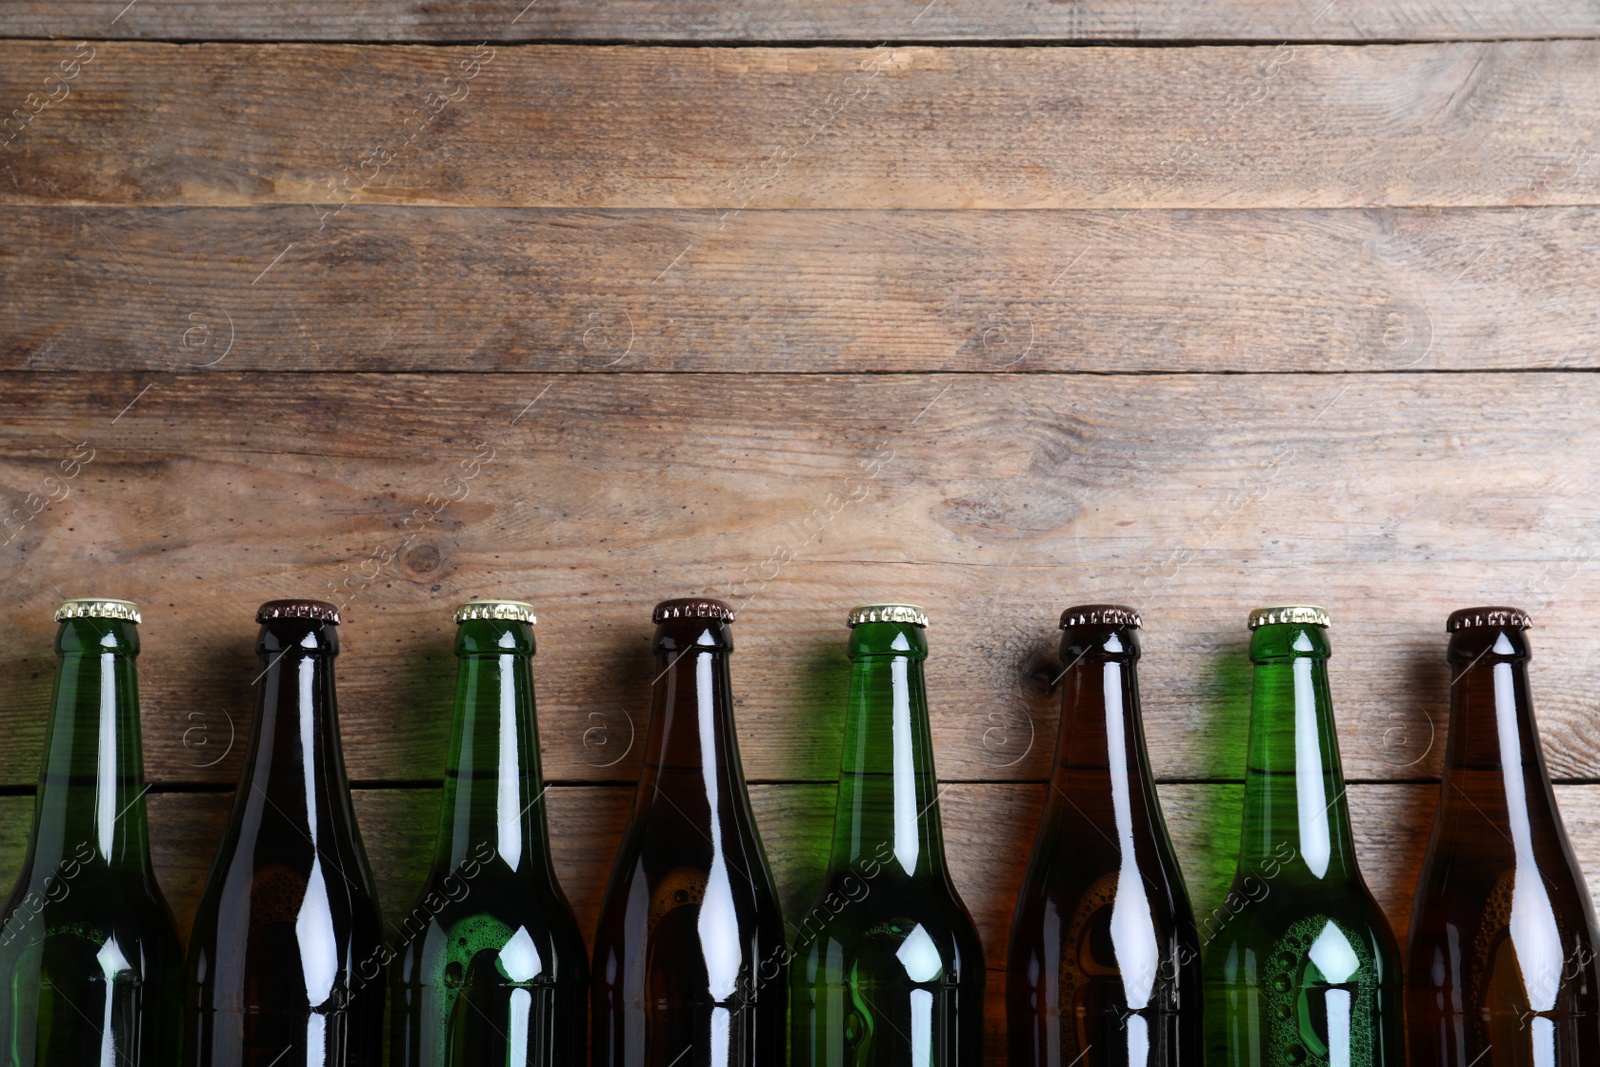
<box><xmin>1248</xmin><ymin>605</ymin><xmax>1330</xmax><ymax>629</ymax></box>
<box><xmin>847</xmin><ymin>604</ymin><xmax>928</xmax><ymax>628</ymax></box>
<box><xmin>455</xmin><ymin>600</ymin><xmax>537</xmax><ymax>625</ymax></box>
<box><xmin>55</xmin><ymin>598</ymin><xmax>141</xmax><ymax>624</ymax></box>
<box><xmin>652</xmin><ymin>598</ymin><xmax>736</xmax><ymax>623</ymax></box>
<box><xmin>1447</xmin><ymin>606</ymin><xmax>1531</xmax><ymax>632</ymax></box>
<box><xmin>256</xmin><ymin>599</ymin><xmax>341</xmax><ymax>625</ymax></box>
<box><xmin>1059</xmin><ymin>604</ymin><xmax>1141</xmax><ymax>630</ymax></box>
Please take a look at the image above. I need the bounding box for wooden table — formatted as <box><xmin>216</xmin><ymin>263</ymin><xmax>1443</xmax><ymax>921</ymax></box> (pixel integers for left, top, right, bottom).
<box><xmin>3</xmin><ymin>1</ymin><xmax>1599</xmax><ymax>1055</ymax></box>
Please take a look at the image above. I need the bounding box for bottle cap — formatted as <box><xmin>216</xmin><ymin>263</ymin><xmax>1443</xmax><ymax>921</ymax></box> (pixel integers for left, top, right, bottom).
<box><xmin>55</xmin><ymin>598</ymin><xmax>141</xmax><ymax>624</ymax></box>
<box><xmin>652</xmin><ymin>598</ymin><xmax>735</xmax><ymax>624</ymax></box>
<box><xmin>256</xmin><ymin>599</ymin><xmax>341</xmax><ymax>624</ymax></box>
<box><xmin>1059</xmin><ymin>604</ymin><xmax>1140</xmax><ymax>629</ymax></box>
<box><xmin>1447</xmin><ymin>606</ymin><xmax>1531</xmax><ymax>632</ymax></box>
<box><xmin>455</xmin><ymin>600</ymin><xmax>537</xmax><ymax>625</ymax></box>
<box><xmin>847</xmin><ymin>604</ymin><xmax>928</xmax><ymax>628</ymax></box>
<box><xmin>1248</xmin><ymin>605</ymin><xmax>1330</xmax><ymax>629</ymax></box>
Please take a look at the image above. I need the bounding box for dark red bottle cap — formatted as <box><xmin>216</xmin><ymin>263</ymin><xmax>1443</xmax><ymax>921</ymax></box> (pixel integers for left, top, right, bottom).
<box><xmin>257</xmin><ymin>599</ymin><xmax>341</xmax><ymax>625</ymax></box>
<box><xmin>652</xmin><ymin>597</ymin><xmax>735</xmax><ymax>624</ymax></box>
<box><xmin>1059</xmin><ymin>604</ymin><xmax>1141</xmax><ymax>630</ymax></box>
<box><xmin>1447</xmin><ymin>606</ymin><xmax>1531</xmax><ymax>632</ymax></box>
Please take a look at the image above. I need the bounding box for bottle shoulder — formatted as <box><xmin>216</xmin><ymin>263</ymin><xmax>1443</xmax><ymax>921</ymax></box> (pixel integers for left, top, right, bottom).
<box><xmin>391</xmin><ymin>898</ymin><xmax>588</xmax><ymax>987</ymax></box>
<box><xmin>603</xmin><ymin>803</ymin><xmax>779</xmax><ymax>893</ymax></box>
<box><xmin>1011</xmin><ymin>861</ymin><xmax>1197</xmax><ymax>947</ymax></box>
<box><xmin>593</xmin><ymin>850</ymin><xmax>787</xmax><ymax>952</ymax></box>
<box><xmin>204</xmin><ymin>789</ymin><xmax>377</xmax><ymax>886</ymax></box>
<box><xmin>1426</xmin><ymin>774</ymin><xmax>1586</xmax><ymax>868</ymax></box>
<box><xmin>1409</xmin><ymin>848</ymin><xmax>1600</xmax><ymax>953</ymax></box>
<box><xmin>398</xmin><ymin>874</ymin><xmax>582</xmax><ymax>943</ymax></box>
<box><xmin>797</xmin><ymin>869</ymin><xmax>982</xmax><ymax>956</ymax></box>
<box><xmin>1201</xmin><ymin>880</ymin><xmax>1399</xmax><ymax>969</ymax></box>
<box><xmin>192</xmin><ymin>849</ymin><xmax>382</xmax><ymax>940</ymax></box>
<box><xmin>2</xmin><ymin>860</ymin><xmax>176</xmax><ymax>924</ymax></box>
<box><xmin>0</xmin><ymin>880</ymin><xmax>183</xmax><ymax>976</ymax></box>
<box><xmin>1021</xmin><ymin>815</ymin><xmax>1189</xmax><ymax>899</ymax></box>
<box><xmin>794</xmin><ymin>899</ymin><xmax>985</xmax><ymax>989</ymax></box>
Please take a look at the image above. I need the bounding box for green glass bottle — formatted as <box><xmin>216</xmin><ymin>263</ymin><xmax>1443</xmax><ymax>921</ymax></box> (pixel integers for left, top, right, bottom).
<box><xmin>0</xmin><ymin>598</ymin><xmax>183</xmax><ymax>1065</ymax></box>
<box><xmin>390</xmin><ymin>600</ymin><xmax>588</xmax><ymax>1066</ymax></box>
<box><xmin>791</xmin><ymin>604</ymin><xmax>985</xmax><ymax>1067</ymax></box>
<box><xmin>1202</xmin><ymin>606</ymin><xmax>1402</xmax><ymax>1067</ymax></box>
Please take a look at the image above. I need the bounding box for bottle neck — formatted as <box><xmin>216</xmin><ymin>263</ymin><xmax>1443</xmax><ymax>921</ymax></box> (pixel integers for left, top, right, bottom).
<box><xmin>639</xmin><ymin>626</ymin><xmax>746</xmax><ymax>814</ymax></box>
<box><xmin>436</xmin><ymin>620</ymin><xmax>553</xmax><ymax>878</ymax></box>
<box><xmin>1446</xmin><ymin>632</ymin><xmax>1545</xmax><ymax>772</ymax></box>
<box><xmin>1443</xmin><ymin>629</ymin><xmax>1556</xmax><ymax>828</ymax></box>
<box><xmin>29</xmin><ymin>618</ymin><xmax>151</xmax><ymax>875</ymax></box>
<box><xmin>1240</xmin><ymin>624</ymin><xmax>1358</xmax><ymax>883</ymax></box>
<box><xmin>1050</xmin><ymin>645</ymin><xmax>1158</xmax><ymax>836</ymax></box>
<box><xmin>247</xmin><ymin>627</ymin><xmax>350</xmax><ymax>838</ymax></box>
<box><xmin>830</xmin><ymin>622</ymin><xmax>944</xmax><ymax>879</ymax></box>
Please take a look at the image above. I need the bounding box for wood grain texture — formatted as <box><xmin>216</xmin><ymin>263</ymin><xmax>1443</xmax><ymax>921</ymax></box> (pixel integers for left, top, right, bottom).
<box><xmin>5</xmin><ymin>205</ymin><xmax>1597</xmax><ymax>372</ymax></box>
<box><xmin>3</xmin><ymin>371</ymin><xmax>1600</xmax><ymax>788</ymax></box>
<box><xmin>5</xmin><ymin>0</ymin><xmax>1598</xmax><ymax>44</ymax></box>
<box><xmin>3</xmin><ymin>42</ymin><xmax>1599</xmax><ymax>209</ymax></box>
<box><xmin>2</xmin><ymin>781</ymin><xmax>1592</xmax><ymax>1055</ymax></box>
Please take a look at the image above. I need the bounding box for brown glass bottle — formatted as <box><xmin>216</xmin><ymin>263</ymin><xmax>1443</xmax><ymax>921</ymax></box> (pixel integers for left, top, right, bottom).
<box><xmin>591</xmin><ymin>598</ymin><xmax>786</xmax><ymax>1067</ymax></box>
<box><xmin>183</xmin><ymin>600</ymin><xmax>385</xmax><ymax>1067</ymax></box>
<box><xmin>1008</xmin><ymin>605</ymin><xmax>1202</xmax><ymax>1066</ymax></box>
<box><xmin>1407</xmin><ymin>607</ymin><xmax>1600</xmax><ymax>1064</ymax></box>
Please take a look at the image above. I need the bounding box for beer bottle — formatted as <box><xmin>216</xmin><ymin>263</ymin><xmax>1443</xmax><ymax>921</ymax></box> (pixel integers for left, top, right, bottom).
<box><xmin>1406</xmin><ymin>607</ymin><xmax>1600</xmax><ymax>1064</ymax></box>
<box><xmin>391</xmin><ymin>600</ymin><xmax>588</xmax><ymax>1066</ymax></box>
<box><xmin>791</xmin><ymin>604</ymin><xmax>985</xmax><ymax>1067</ymax></box>
<box><xmin>1007</xmin><ymin>605</ymin><xmax>1202</xmax><ymax>1065</ymax></box>
<box><xmin>591</xmin><ymin>598</ymin><xmax>786</xmax><ymax>1067</ymax></box>
<box><xmin>1201</xmin><ymin>606</ymin><xmax>1402</xmax><ymax>1067</ymax></box>
<box><xmin>184</xmin><ymin>600</ymin><xmax>384</xmax><ymax>1067</ymax></box>
<box><xmin>0</xmin><ymin>598</ymin><xmax>183</xmax><ymax>1065</ymax></box>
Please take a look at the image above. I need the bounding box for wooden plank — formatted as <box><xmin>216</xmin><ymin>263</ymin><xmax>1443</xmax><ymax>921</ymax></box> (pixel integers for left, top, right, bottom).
<box><xmin>3</xmin><ymin>371</ymin><xmax>1600</xmax><ymax>787</ymax></box>
<box><xmin>3</xmin><ymin>782</ymin><xmax>1594</xmax><ymax>1057</ymax></box>
<box><xmin>5</xmin><ymin>205</ymin><xmax>1598</xmax><ymax>373</ymax></box>
<box><xmin>5</xmin><ymin>0</ymin><xmax>1597</xmax><ymax>45</ymax></box>
<box><xmin>3</xmin><ymin>42</ymin><xmax>1599</xmax><ymax>209</ymax></box>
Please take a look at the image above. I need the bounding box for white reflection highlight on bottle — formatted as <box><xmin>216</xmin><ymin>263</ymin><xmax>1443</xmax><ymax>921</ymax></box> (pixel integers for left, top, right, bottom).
<box><xmin>696</xmin><ymin>651</ymin><xmax>742</xmax><ymax>1066</ymax></box>
<box><xmin>96</xmin><ymin>936</ymin><xmax>132</xmax><ymax>1066</ymax></box>
<box><xmin>497</xmin><ymin>655</ymin><xmax>523</xmax><ymax>871</ymax></box>
<box><xmin>898</xmin><ymin>925</ymin><xmax>942</xmax><ymax>1067</ymax></box>
<box><xmin>96</xmin><ymin>652</ymin><xmax>117</xmax><ymax>860</ymax></box>
<box><xmin>1103</xmin><ymin>647</ymin><xmax>1157</xmax><ymax>1067</ymax></box>
<box><xmin>500</xmin><ymin>927</ymin><xmax>545</xmax><ymax>1065</ymax></box>
<box><xmin>891</xmin><ymin>647</ymin><xmax>919</xmax><ymax>877</ymax></box>
<box><xmin>1308</xmin><ymin>921</ymin><xmax>1359</xmax><ymax>1067</ymax></box>
<box><xmin>1292</xmin><ymin>636</ymin><xmax>1331</xmax><ymax>880</ymax></box>
<box><xmin>1493</xmin><ymin>641</ymin><xmax>1562</xmax><ymax>1064</ymax></box>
